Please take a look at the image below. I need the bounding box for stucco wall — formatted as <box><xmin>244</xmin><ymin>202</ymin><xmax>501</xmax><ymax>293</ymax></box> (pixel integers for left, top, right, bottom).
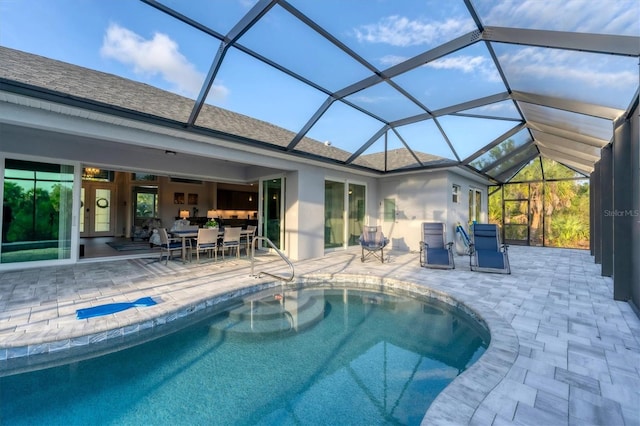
<box><xmin>378</xmin><ymin>171</ymin><xmax>449</xmax><ymax>252</ymax></box>
<box><xmin>448</xmin><ymin>173</ymin><xmax>488</xmax><ymax>255</ymax></box>
<box><xmin>376</xmin><ymin>170</ymin><xmax>489</xmax><ymax>253</ymax></box>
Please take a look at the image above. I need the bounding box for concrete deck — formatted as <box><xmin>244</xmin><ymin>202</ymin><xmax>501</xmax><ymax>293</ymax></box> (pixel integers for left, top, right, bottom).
<box><xmin>0</xmin><ymin>246</ymin><xmax>638</xmax><ymax>425</ymax></box>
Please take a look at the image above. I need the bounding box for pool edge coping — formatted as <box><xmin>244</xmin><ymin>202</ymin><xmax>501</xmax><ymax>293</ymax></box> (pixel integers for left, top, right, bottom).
<box><xmin>0</xmin><ymin>272</ymin><xmax>519</xmax><ymax>426</ymax></box>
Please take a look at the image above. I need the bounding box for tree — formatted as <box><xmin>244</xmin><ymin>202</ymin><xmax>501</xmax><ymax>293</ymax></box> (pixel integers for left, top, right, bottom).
<box><xmin>488</xmin><ymin>157</ymin><xmax>590</xmax><ymax>248</ymax></box>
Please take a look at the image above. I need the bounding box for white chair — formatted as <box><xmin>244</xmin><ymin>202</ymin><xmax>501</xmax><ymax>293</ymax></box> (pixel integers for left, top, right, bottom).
<box><xmin>240</xmin><ymin>225</ymin><xmax>257</xmax><ymax>254</ymax></box>
<box><xmin>221</xmin><ymin>227</ymin><xmax>241</xmax><ymax>260</ymax></box>
<box><xmin>158</xmin><ymin>228</ymin><xmax>184</xmax><ymax>265</ymax></box>
<box><xmin>191</xmin><ymin>228</ymin><xmax>219</xmax><ymax>263</ymax></box>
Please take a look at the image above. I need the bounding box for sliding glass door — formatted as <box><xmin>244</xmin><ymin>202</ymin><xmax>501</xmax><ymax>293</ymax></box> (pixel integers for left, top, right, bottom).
<box><xmin>348</xmin><ymin>183</ymin><xmax>366</xmax><ymax>246</ymax></box>
<box><xmin>325</xmin><ymin>180</ymin><xmax>366</xmax><ymax>250</ymax></box>
<box><xmin>260</xmin><ymin>176</ymin><xmax>284</xmax><ymax>249</ymax></box>
<box><xmin>324</xmin><ymin>181</ymin><xmax>344</xmax><ymax>249</ymax></box>
<box><xmin>2</xmin><ymin>158</ymin><xmax>74</xmax><ymax>264</ymax></box>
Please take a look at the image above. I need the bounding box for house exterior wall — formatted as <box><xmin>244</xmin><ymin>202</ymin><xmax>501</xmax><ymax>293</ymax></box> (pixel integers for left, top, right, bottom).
<box><xmin>376</xmin><ymin>170</ymin><xmax>489</xmax><ymax>254</ymax></box>
<box><xmin>378</xmin><ymin>171</ymin><xmax>448</xmax><ymax>252</ymax></box>
<box><xmin>448</xmin><ymin>173</ymin><xmax>489</xmax><ymax>254</ymax></box>
<box><xmin>0</xmin><ymin>94</ymin><xmax>487</xmax><ymax>266</ymax></box>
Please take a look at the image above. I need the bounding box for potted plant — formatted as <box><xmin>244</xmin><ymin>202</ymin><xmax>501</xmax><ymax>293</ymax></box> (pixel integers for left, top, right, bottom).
<box><xmin>204</xmin><ymin>219</ymin><xmax>218</xmax><ymax>229</ymax></box>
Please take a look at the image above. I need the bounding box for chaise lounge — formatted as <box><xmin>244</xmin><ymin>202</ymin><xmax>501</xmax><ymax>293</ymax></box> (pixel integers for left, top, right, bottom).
<box><xmin>469</xmin><ymin>223</ymin><xmax>510</xmax><ymax>274</ymax></box>
<box><xmin>419</xmin><ymin>222</ymin><xmax>455</xmax><ymax>269</ymax></box>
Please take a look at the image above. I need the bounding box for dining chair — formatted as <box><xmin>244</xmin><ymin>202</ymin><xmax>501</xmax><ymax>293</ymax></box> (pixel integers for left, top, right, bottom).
<box><xmin>240</xmin><ymin>225</ymin><xmax>257</xmax><ymax>255</ymax></box>
<box><xmin>221</xmin><ymin>227</ymin><xmax>241</xmax><ymax>260</ymax></box>
<box><xmin>158</xmin><ymin>228</ymin><xmax>183</xmax><ymax>265</ymax></box>
<box><xmin>192</xmin><ymin>228</ymin><xmax>219</xmax><ymax>263</ymax></box>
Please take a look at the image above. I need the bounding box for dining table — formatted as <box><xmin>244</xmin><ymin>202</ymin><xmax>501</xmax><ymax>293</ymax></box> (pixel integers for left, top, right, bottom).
<box><xmin>169</xmin><ymin>229</ymin><xmax>198</xmax><ymax>263</ymax></box>
<box><xmin>170</xmin><ymin>228</ymin><xmax>254</xmax><ymax>262</ymax></box>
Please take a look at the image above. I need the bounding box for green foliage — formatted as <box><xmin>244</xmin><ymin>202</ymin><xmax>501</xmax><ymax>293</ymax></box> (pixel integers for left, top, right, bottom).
<box><xmin>136</xmin><ymin>193</ymin><xmax>156</xmax><ymax>218</ymax></box>
<box><xmin>488</xmin><ymin>158</ymin><xmax>590</xmax><ymax>249</ymax></box>
<box><xmin>3</xmin><ymin>181</ymin><xmax>71</xmax><ymax>242</ymax></box>
<box><xmin>547</xmin><ymin>215</ymin><xmax>589</xmax><ymax>248</ymax></box>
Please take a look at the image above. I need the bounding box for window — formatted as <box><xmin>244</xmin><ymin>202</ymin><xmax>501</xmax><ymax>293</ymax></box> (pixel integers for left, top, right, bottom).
<box><xmin>2</xmin><ymin>158</ymin><xmax>74</xmax><ymax>263</ymax></box>
<box><xmin>469</xmin><ymin>188</ymin><xmax>482</xmax><ymax>223</ymax></box>
<box><xmin>384</xmin><ymin>198</ymin><xmax>396</xmax><ymax>222</ymax></box>
<box><xmin>452</xmin><ymin>184</ymin><xmax>461</xmax><ymax>203</ymax></box>
<box><xmin>134</xmin><ymin>186</ymin><xmax>159</xmax><ymax>219</ymax></box>
<box><xmin>131</xmin><ymin>173</ymin><xmax>157</xmax><ymax>182</ymax></box>
<box><xmin>170</xmin><ymin>177</ymin><xmax>202</xmax><ymax>185</ymax></box>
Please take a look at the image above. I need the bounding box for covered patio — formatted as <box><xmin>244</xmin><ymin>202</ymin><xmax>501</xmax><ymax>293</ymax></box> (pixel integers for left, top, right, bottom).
<box><xmin>0</xmin><ymin>246</ymin><xmax>638</xmax><ymax>425</ymax></box>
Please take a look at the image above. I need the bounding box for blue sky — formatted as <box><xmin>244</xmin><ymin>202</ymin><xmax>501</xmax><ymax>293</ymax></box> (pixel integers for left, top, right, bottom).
<box><xmin>1</xmin><ymin>0</ymin><xmax>638</xmax><ymax>160</ymax></box>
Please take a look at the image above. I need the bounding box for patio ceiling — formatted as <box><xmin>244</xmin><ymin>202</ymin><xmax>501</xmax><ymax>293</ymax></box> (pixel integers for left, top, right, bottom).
<box><xmin>1</xmin><ymin>0</ymin><xmax>638</xmax><ymax>183</ymax></box>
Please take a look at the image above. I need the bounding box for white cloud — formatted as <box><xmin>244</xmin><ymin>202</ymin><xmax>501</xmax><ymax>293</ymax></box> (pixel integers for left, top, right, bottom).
<box><xmin>350</xmin><ymin>94</ymin><xmax>387</xmax><ymax>104</ymax></box>
<box><xmin>427</xmin><ymin>55</ymin><xmax>501</xmax><ymax>82</ymax></box>
<box><xmin>379</xmin><ymin>54</ymin><xmax>409</xmax><ymax>67</ymax></box>
<box><xmin>353</xmin><ymin>15</ymin><xmax>475</xmax><ymax>47</ymax></box>
<box><xmin>499</xmin><ymin>47</ymin><xmax>637</xmax><ymax>90</ymax></box>
<box><xmin>428</xmin><ymin>55</ymin><xmax>485</xmax><ymax>73</ymax></box>
<box><xmin>100</xmin><ymin>23</ymin><xmax>228</xmax><ymax>100</ymax></box>
<box><xmin>480</xmin><ymin>0</ymin><xmax>639</xmax><ymax>36</ymax></box>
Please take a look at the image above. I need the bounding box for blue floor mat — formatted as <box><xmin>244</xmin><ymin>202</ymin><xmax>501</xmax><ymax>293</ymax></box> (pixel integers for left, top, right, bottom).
<box><xmin>76</xmin><ymin>297</ymin><xmax>157</xmax><ymax>319</ymax></box>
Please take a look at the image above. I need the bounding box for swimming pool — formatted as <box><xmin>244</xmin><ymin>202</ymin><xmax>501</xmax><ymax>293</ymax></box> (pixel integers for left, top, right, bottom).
<box><xmin>0</xmin><ymin>284</ymin><xmax>489</xmax><ymax>425</ymax></box>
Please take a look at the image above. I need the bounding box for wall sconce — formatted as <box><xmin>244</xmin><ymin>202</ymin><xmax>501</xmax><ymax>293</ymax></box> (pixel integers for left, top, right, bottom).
<box><xmin>179</xmin><ymin>210</ymin><xmax>190</xmax><ymax>219</ymax></box>
<box><xmin>248</xmin><ymin>195</ymin><xmax>252</xmax><ymax>202</ymax></box>
<box><xmin>207</xmin><ymin>209</ymin><xmax>216</xmax><ymax>219</ymax></box>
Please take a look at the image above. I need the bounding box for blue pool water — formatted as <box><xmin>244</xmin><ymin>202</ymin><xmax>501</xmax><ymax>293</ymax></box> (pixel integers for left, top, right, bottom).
<box><xmin>0</xmin><ymin>286</ymin><xmax>489</xmax><ymax>425</ymax></box>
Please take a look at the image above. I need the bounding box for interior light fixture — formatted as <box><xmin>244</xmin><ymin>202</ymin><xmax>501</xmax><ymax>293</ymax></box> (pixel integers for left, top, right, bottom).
<box><xmin>207</xmin><ymin>209</ymin><xmax>216</xmax><ymax>219</ymax></box>
<box><xmin>84</xmin><ymin>167</ymin><xmax>100</xmax><ymax>177</ymax></box>
<box><xmin>179</xmin><ymin>210</ymin><xmax>190</xmax><ymax>219</ymax></box>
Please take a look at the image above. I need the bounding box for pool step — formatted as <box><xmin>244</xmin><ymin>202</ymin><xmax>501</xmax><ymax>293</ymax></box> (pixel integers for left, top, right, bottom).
<box><xmin>226</xmin><ymin>291</ymin><xmax>319</xmax><ymax>321</ymax></box>
<box><xmin>209</xmin><ymin>291</ymin><xmax>325</xmax><ymax>337</ymax></box>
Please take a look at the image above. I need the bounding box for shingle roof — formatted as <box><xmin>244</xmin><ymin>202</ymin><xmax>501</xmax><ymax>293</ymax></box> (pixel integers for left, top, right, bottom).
<box><xmin>1</xmin><ymin>45</ymin><xmax>417</xmax><ymax>171</ymax></box>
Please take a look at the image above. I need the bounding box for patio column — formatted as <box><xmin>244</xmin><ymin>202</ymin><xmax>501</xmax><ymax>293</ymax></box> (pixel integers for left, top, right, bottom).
<box><xmin>612</xmin><ymin>118</ymin><xmax>634</xmax><ymax>300</ymax></box>
<box><xmin>589</xmin><ymin>172</ymin><xmax>595</xmax><ymax>256</ymax></box>
<box><xmin>592</xmin><ymin>162</ymin><xmax>602</xmax><ymax>265</ymax></box>
<box><xmin>600</xmin><ymin>144</ymin><xmax>613</xmax><ymax>277</ymax></box>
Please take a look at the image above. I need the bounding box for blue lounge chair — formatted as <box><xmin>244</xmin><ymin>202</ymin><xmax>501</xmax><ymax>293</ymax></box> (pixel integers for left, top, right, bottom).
<box><xmin>419</xmin><ymin>222</ymin><xmax>454</xmax><ymax>269</ymax></box>
<box><xmin>359</xmin><ymin>225</ymin><xmax>389</xmax><ymax>263</ymax></box>
<box><xmin>469</xmin><ymin>223</ymin><xmax>510</xmax><ymax>274</ymax></box>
